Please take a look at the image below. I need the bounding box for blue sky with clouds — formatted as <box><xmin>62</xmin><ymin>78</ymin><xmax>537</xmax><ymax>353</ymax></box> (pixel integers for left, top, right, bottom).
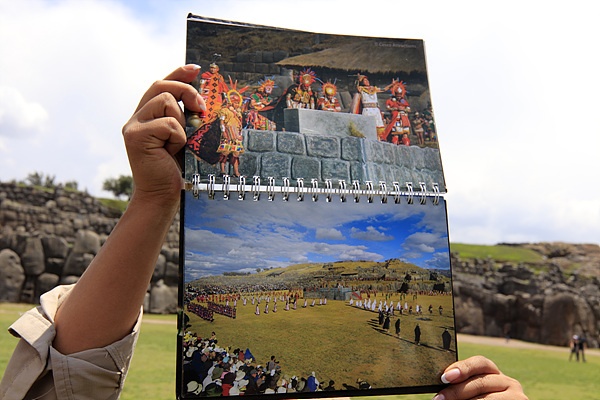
<box><xmin>183</xmin><ymin>192</ymin><xmax>450</xmax><ymax>281</ymax></box>
<box><xmin>1</xmin><ymin>0</ymin><xmax>599</xmax><ymax>246</ymax></box>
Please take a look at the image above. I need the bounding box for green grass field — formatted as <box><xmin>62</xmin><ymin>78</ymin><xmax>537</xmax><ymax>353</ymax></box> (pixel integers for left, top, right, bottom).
<box><xmin>2</xmin><ymin>303</ymin><xmax>599</xmax><ymax>399</ymax></box>
<box><xmin>184</xmin><ymin>292</ymin><xmax>456</xmax><ymax>391</ymax></box>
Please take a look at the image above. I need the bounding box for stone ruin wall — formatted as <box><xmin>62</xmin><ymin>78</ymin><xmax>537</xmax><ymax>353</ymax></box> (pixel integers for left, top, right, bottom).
<box><xmin>0</xmin><ymin>182</ymin><xmax>180</xmax><ymax>314</ymax></box>
<box><xmin>451</xmin><ymin>252</ymin><xmax>600</xmax><ymax>348</ymax></box>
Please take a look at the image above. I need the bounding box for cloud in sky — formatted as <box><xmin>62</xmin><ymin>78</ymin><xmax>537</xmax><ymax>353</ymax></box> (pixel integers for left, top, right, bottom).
<box><xmin>350</xmin><ymin>226</ymin><xmax>394</xmax><ymax>242</ymax></box>
<box><xmin>0</xmin><ymin>86</ymin><xmax>48</xmax><ymax>135</ymax></box>
<box><xmin>315</xmin><ymin>228</ymin><xmax>345</xmax><ymax>241</ymax></box>
<box><xmin>183</xmin><ymin>193</ymin><xmax>449</xmax><ymax>280</ymax></box>
<box><xmin>1</xmin><ymin>0</ymin><xmax>600</xmax><ymax>246</ymax></box>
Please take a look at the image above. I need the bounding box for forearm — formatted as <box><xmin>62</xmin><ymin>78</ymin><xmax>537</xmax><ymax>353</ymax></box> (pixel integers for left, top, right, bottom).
<box><xmin>53</xmin><ymin>192</ymin><xmax>179</xmax><ymax>354</ymax></box>
<box><xmin>53</xmin><ymin>64</ymin><xmax>203</xmax><ymax>355</ymax></box>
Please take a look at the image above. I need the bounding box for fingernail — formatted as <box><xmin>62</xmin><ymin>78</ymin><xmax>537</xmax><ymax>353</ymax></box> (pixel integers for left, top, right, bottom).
<box><xmin>441</xmin><ymin>368</ymin><xmax>460</xmax><ymax>384</ymax></box>
<box><xmin>432</xmin><ymin>394</ymin><xmax>445</xmax><ymax>400</ymax></box>
<box><xmin>184</xmin><ymin>64</ymin><xmax>201</xmax><ymax>71</ymax></box>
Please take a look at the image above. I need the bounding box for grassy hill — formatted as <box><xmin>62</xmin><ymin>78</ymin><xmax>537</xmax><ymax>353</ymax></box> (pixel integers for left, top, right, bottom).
<box><xmin>450</xmin><ymin>241</ymin><xmax>600</xmax><ymax>279</ymax></box>
<box><xmin>450</xmin><ymin>243</ymin><xmax>544</xmax><ymax>263</ymax></box>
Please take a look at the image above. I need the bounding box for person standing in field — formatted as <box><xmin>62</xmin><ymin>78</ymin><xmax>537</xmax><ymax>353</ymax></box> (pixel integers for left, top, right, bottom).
<box><xmin>414</xmin><ymin>323</ymin><xmax>422</xmax><ymax>345</ymax></box>
<box><xmin>569</xmin><ymin>335</ymin><xmax>579</xmax><ymax>361</ymax></box>
<box><xmin>578</xmin><ymin>334</ymin><xmax>587</xmax><ymax>362</ymax></box>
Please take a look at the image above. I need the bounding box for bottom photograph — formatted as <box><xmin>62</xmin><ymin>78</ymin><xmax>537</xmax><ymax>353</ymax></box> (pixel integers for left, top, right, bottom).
<box><xmin>178</xmin><ymin>191</ymin><xmax>457</xmax><ymax>398</ymax></box>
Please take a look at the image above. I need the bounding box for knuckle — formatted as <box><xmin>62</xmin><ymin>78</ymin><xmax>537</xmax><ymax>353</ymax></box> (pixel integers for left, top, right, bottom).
<box><xmin>164</xmin><ymin>116</ymin><xmax>181</xmax><ymax>131</ymax></box>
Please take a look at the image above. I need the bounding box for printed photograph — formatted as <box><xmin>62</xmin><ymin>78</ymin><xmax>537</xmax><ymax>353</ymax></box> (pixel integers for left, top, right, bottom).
<box><xmin>179</xmin><ymin>192</ymin><xmax>456</xmax><ymax>397</ymax></box>
<box><xmin>183</xmin><ymin>16</ymin><xmax>445</xmax><ymax>191</ymax></box>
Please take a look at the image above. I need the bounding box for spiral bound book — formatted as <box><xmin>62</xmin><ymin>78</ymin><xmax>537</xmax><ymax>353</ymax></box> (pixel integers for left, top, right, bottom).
<box><xmin>177</xmin><ymin>14</ymin><xmax>456</xmax><ymax>399</ymax></box>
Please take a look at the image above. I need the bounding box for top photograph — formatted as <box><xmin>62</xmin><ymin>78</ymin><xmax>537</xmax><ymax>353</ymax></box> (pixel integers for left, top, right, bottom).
<box><xmin>184</xmin><ymin>15</ymin><xmax>446</xmax><ymax>193</ymax></box>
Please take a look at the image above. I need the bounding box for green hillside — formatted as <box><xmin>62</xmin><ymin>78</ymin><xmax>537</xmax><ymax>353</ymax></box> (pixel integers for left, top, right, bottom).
<box><xmin>450</xmin><ymin>243</ymin><xmax>544</xmax><ymax>263</ymax></box>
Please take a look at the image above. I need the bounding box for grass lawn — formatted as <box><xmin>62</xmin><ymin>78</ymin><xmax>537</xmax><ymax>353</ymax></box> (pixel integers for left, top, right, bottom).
<box><xmin>183</xmin><ymin>292</ymin><xmax>456</xmax><ymax>392</ymax></box>
<box><xmin>2</xmin><ymin>302</ymin><xmax>599</xmax><ymax>399</ymax></box>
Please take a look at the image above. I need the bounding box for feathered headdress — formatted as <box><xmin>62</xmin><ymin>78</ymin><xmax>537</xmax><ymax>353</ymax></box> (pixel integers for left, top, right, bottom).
<box><xmin>297</xmin><ymin>68</ymin><xmax>317</xmax><ymax>85</ymax></box>
<box><xmin>224</xmin><ymin>77</ymin><xmax>249</xmax><ymax>107</ymax></box>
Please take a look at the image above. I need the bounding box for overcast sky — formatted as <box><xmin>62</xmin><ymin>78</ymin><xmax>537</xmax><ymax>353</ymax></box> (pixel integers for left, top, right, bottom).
<box><xmin>1</xmin><ymin>0</ymin><xmax>599</xmax><ymax>246</ymax></box>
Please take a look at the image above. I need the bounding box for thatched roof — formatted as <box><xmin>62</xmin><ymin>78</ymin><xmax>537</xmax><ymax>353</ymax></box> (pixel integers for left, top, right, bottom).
<box><xmin>276</xmin><ymin>38</ymin><xmax>426</xmax><ymax>75</ymax></box>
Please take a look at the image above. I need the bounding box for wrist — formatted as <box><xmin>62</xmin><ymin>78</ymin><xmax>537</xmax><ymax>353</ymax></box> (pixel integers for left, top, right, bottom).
<box><xmin>128</xmin><ymin>186</ymin><xmax>181</xmax><ymax>216</ymax></box>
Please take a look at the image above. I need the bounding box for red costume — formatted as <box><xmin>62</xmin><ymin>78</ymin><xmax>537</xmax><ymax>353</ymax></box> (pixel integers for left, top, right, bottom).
<box><xmin>200</xmin><ymin>63</ymin><xmax>228</xmax><ymax>122</ymax></box>
<box><xmin>383</xmin><ymin>80</ymin><xmax>411</xmax><ymax>144</ymax></box>
<box><xmin>246</xmin><ymin>78</ymin><xmax>277</xmax><ymax>130</ymax></box>
<box><xmin>317</xmin><ymin>82</ymin><xmax>342</xmax><ymax>112</ymax></box>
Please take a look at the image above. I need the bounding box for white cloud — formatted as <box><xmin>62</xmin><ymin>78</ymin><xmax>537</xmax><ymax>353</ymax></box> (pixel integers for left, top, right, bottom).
<box><xmin>0</xmin><ymin>86</ymin><xmax>49</xmax><ymax>136</ymax></box>
<box><xmin>315</xmin><ymin>228</ymin><xmax>344</xmax><ymax>240</ymax></box>
<box><xmin>350</xmin><ymin>226</ymin><xmax>394</xmax><ymax>242</ymax></box>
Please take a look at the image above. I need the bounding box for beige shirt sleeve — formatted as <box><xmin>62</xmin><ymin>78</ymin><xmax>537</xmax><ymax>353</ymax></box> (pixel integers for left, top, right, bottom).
<box><xmin>0</xmin><ymin>285</ymin><xmax>142</xmax><ymax>400</ymax></box>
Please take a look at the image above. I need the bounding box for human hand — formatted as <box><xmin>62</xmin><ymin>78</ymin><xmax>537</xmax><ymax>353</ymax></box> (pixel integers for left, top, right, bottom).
<box><xmin>432</xmin><ymin>356</ymin><xmax>528</xmax><ymax>400</ymax></box>
<box><xmin>122</xmin><ymin>64</ymin><xmax>206</xmax><ymax>206</ymax></box>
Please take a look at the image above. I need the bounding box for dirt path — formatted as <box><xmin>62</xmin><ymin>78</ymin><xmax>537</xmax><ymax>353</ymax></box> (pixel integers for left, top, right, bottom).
<box><xmin>457</xmin><ymin>333</ymin><xmax>599</xmax><ymax>357</ymax></box>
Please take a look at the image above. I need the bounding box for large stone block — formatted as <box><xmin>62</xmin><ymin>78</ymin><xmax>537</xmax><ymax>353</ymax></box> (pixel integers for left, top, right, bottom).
<box><xmin>21</xmin><ymin>237</ymin><xmax>45</xmax><ymax>276</ymax></box>
<box><xmin>36</xmin><ymin>273</ymin><xmax>60</xmax><ymax>302</ymax></box>
<box><xmin>364</xmin><ymin>140</ymin><xmax>387</xmax><ymax>164</ymax></box>
<box><xmin>239</xmin><ymin>152</ymin><xmax>258</xmax><ymax>177</ymax></box>
<box><xmin>42</xmin><ymin>235</ymin><xmax>69</xmax><ymax>259</ymax></box>
<box><xmin>321</xmin><ymin>159</ymin><xmax>350</xmax><ymax>182</ymax></box>
<box><xmin>283</xmin><ymin>108</ymin><xmax>377</xmax><ymax>141</ymax></box>
<box><xmin>291</xmin><ymin>157</ymin><xmax>320</xmax><ymax>181</ymax></box>
<box><xmin>150</xmin><ymin>280</ymin><xmax>178</xmax><ymax>314</ymax></box>
<box><xmin>277</xmin><ymin>132</ymin><xmax>306</xmax><ymax>155</ymax></box>
<box><xmin>63</xmin><ymin>230</ymin><xmax>100</xmax><ymax>276</ymax></box>
<box><xmin>340</xmin><ymin>137</ymin><xmax>365</xmax><ymax>162</ymax></box>
<box><xmin>305</xmin><ymin>135</ymin><xmax>340</xmax><ymax>159</ymax></box>
<box><xmin>260</xmin><ymin>153</ymin><xmax>291</xmax><ymax>179</ymax></box>
<box><xmin>152</xmin><ymin>253</ymin><xmax>167</xmax><ymax>282</ymax></box>
<box><xmin>247</xmin><ymin>130</ymin><xmax>276</xmax><ymax>152</ymax></box>
<box><xmin>0</xmin><ymin>249</ymin><xmax>25</xmax><ymax>302</ymax></box>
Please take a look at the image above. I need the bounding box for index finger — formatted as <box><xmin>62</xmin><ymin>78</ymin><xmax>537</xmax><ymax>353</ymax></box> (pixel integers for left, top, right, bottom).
<box><xmin>135</xmin><ymin>64</ymin><xmax>205</xmax><ymax>114</ymax></box>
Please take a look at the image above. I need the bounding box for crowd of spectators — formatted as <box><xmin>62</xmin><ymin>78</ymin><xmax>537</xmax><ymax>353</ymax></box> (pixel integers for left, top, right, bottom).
<box><xmin>181</xmin><ymin>331</ymin><xmax>370</xmax><ymax>396</ymax></box>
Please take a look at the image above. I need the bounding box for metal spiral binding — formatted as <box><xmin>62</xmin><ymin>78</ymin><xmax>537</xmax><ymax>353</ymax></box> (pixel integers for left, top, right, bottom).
<box><xmin>352</xmin><ymin>180</ymin><xmax>361</xmax><ymax>203</ymax></box>
<box><xmin>406</xmin><ymin>182</ymin><xmax>414</xmax><ymax>204</ymax></box>
<box><xmin>419</xmin><ymin>182</ymin><xmax>427</xmax><ymax>205</ymax></box>
<box><xmin>339</xmin><ymin>180</ymin><xmax>347</xmax><ymax>203</ymax></box>
<box><xmin>192</xmin><ymin>174</ymin><xmax>201</xmax><ymax>199</ymax></box>
<box><xmin>432</xmin><ymin>183</ymin><xmax>440</xmax><ymax>205</ymax></box>
<box><xmin>393</xmin><ymin>182</ymin><xmax>401</xmax><ymax>204</ymax></box>
<box><xmin>252</xmin><ymin>176</ymin><xmax>260</xmax><ymax>201</ymax></box>
<box><xmin>184</xmin><ymin>174</ymin><xmax>441</xmax><ymax>205</ymax></box>
<box><xmin>208</xmin><ymin>174</ymin><xmax>215</xmax><ymax>199</ymax></box>
<box><xmin>379</xmin><ymin>181</ymin><xmax>388</xmax><ymax>204</ymax></box>
<box><xmin>282</xmin><ymin>177</ymin><xmax>290</xmax><ymax>202</ymax></box>
<box><xmin>311</xmin><ymin>179</ymin><xmax>319</xmax><ymax>202</ymax></box>
<box><xmin>223</xmin><ymin>175</ymin><xmax>230</xmax><ymax>200</ymax></box>
<box><xmin>365</xmin><ymin>181</ymin><xmax>374</xmax><ymax>203</ymax></box>
<box><xmin>296</xmin><ymin>178</ymin><xmax>305</xmax><ymax>202</ymax></box>
<box><xmin>237</xmin><ymin>176</ymin><xmax>246</xmax><ymax>200</ymax></box>
<box><xmin>325</xmin><ymin>179</ymin><xmax>333</xmax><ymax>202</ymax></box>
<box><xmin>267</xmin><ymin>177</ymin><xmax>275</xmax><ymax>201</ymax></box>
